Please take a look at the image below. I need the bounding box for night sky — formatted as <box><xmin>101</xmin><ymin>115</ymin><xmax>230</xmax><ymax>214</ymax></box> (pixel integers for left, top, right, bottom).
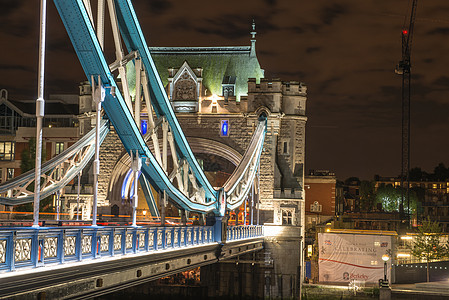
<box><xmin>1</xmin><ymin>0</ymin><xmax>449</xmax><ymax>180</ymax></box>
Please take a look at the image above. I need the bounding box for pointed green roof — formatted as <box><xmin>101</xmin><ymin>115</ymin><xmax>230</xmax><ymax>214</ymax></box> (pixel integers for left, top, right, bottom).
<box><xmin>149</xmin><ymin>46</ymin><xmax>264</xmax><ymax>101</ymax></box>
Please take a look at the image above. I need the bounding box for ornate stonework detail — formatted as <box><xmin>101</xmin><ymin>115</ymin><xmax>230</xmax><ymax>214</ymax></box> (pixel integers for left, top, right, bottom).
<box><xmin>174</xmin><ymin>230</ymin><xmax>178</xmax><ymax>246</ymax></box>
<box><xmin>114</xmin><ymin>234</ymin><xmax>122</xmax><ymax>250</ymax></box>
<box><xmin>187</xmin><ymin>231</ymin><xmax>192</xmax><ymax>244</ymax></box>
<box><xmin>209</xmin><ymin>230</ymin><xmax>212</xmax><ymax>242</ymax></box>
<box><xmin>198</xmin><ymin>229</ymin><xmax>202</xmax><ymax>242</ymax></box>
<box><xmin>193</xmin><ymin>230</ymin><xmax>197</xmax><ymax>243</ymax></box>
<box><xmin>166</xmin><ymin>231</ymin><xmax>171</xmax><ymax>246</ymax></box>
<box><xmin>181</xmin><ymin>230</ymin><xmax>185</xmax><ymax>245</ymax></box>
<box><xmin>139</xmin><ymin>233</ymin><xmax>145</xmax><ymax>249</ymax></box>
<box><xmin>0</xmin><ymin>240</ymin><xmax>6</xmax><ymax>263</ymax></box>
<box><xmin>64</xmin><ymin>236</ymin><xmax>76</xmax><ymax>256</ymax></box>
<box><xmin>15</xmin><ymin>239</ymin><xmax>32</xmax><ymax>262</ymax></box>
<box><xmin>44</xmin><ymin>237</ymin><xmax>58</xmax><ymax>258</ymax></box>
<box><xmin>100</xmin><ymin>235</ymin><xmax>109</xmax><ymax>252</ymax></box>
<box><xmin>157</xmin><ymin>230</ymin><xmax>163</xmax><ymax>246</ymax></box>
<box><xmin>149</xmin><ymin>232</ymin><xmax>154</xmax><ymax>248</ymax></box>
<box><xmin>125</xmin><ymin>233</ymin><xmax>133</xmax><ymax>249</ymax></box>
<box><xmin>174</xmin><ymin>72</ymin><xmax>196</xmax><ymax>100</ymax></box>
<box><xmin>81</xmin><ymin>235</ymin><xmax>92</xmax><ymax>254</ymax></box>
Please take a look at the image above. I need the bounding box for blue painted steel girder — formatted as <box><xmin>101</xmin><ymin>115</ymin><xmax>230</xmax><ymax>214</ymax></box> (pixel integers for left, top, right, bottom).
<box><xmin>52</xmin><ymin>0</ymin><xmax>218</xmax><ymax>213</ymax></box>
<box><xmin>112</xmin><ymin>0</ymin><xmax>216</xmax><ymax>201</ymax></box>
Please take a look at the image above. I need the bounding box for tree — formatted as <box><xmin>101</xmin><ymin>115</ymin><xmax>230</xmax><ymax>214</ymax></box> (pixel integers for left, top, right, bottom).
<box><xmin>376</xmin><ymin>184</ymin><xmax>400</xmax><ymax>212</ymax></box>
<box><xmin>20</xmin><ymin>138</ymin><xmax>46</xmax><ymax>172</ymax></box>
<box><xmin>344</xmin><ymin>177</ymin><xmax>360</xmax><ymax>186</ymax></box>
<box><xmin>359</xmin><ymin>180</ymin><xmax>377</xmax><ymax>211</ymax></box>
<box><xmin>432</xmin><ymin>163</ymin><xmax>449</xmax><ymax>182</ymax></box>
<box><xmin>376</xmin><ymin>184</ymin><xmax>418</xmax><ymax>215</ymax></box>
<box><xmin>409</xmin><ymin>218</ymin><xmax>448</xmax><ymax>282</ymax></box>
<box><xmin>409</xmin><ymin>167</ymin><xmax>427</xmax><ymax>181</ymax></box>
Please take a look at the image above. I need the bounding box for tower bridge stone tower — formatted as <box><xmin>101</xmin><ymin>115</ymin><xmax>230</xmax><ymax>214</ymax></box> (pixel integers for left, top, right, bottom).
<box><xmin>76</xmin><ymin>24</ymin><xmax>308</xmax><ymax>298</ymax></box>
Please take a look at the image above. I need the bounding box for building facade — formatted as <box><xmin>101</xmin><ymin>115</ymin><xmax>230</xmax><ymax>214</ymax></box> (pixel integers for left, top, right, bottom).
<box><xmin>304</xmin><ymin>170</ymin><xmax>336</xmax><ymax>227</ymax></box>
<box><xmin>0</xmin><ymin>89</ymin><xmax>79</xmax><ymax>217</ymax></box>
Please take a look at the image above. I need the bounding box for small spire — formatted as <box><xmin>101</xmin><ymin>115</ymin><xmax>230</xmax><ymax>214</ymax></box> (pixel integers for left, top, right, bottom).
<box><xmin>250</xmin><ymin>19</ymin><xmax>257</xmax><ymax>57</ymax></box>
<box><xmin>251</xmin><ymin>19</ymin><xmax>257</xmax><ymax>40</ymax></box>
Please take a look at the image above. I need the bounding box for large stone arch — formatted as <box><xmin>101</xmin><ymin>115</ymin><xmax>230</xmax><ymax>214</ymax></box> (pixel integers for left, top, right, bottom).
<box><xmin>103</xmin><ymin>135</ymin><xmax>244</xmax><ymax>214</ymax></box>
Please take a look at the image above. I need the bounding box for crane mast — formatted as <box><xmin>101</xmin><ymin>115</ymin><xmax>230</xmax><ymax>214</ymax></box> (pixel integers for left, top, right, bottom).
<box><xmin>395</xmin><ymin>0</ymin><xmax>418</xmax><ymax>221</ymax></box>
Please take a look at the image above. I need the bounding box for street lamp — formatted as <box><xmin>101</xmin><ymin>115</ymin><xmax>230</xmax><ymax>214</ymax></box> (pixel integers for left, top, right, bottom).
<box><xmin>381</xmin><ymin>254</ymin><xmax>390</xmax><ymax>286</ymax></box>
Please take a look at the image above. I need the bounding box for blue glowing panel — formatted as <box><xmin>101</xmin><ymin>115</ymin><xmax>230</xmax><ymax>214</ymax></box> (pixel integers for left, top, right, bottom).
<box><xmin>121</xmin><ymin>169</ymin><xmax>133</xmax><ymax>199</ymax></box>
<box><xmin>221</xmin><ymin>120</ymin><xmax>229</xmax><ymax>136</ymax></box>
<box><xmin>141</xmin><ymin>120</ymin><xmax>147</xmax><ymax>134</ymax></box>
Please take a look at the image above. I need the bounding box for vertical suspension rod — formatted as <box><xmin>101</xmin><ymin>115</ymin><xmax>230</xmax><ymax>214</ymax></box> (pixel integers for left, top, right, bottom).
<box><xmin>92</xmin><ymin>75</ymin><xmax>103</xmax><ymax>226</ymax></box>
<box><xmin>97</xmin><ymin>0</ymin><xmax>105</xmax><ymax>49</ymax></box>
<box><xmin>76</xmin><ymin>171</ymin><xmax>81</xmax><ymax>220</ymax></box>
<box><xmin>33</xmin><ymin>0</ymin><xmax>47</xmax><ymax>228</ymax></box>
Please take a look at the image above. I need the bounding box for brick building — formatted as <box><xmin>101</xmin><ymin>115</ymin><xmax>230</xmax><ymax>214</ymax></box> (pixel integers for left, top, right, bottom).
<box><xmin>304</xmin><ymin>170</ymin><xmax>336</xmax><ymax>227</ymax></box>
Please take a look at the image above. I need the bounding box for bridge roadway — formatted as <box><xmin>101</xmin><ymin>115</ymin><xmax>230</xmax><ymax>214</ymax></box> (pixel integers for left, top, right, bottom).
<box><xmin>0</xmin><ymin>225</ymin><xmax>263</xmax><ymax>299</ymax></box>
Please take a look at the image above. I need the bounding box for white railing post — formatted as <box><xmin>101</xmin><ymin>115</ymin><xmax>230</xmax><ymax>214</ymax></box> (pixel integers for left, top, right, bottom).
<box><xmin>76</xmin><ymin>171</ymin><xmax>81</xmax><ymax>220</ymax></box>
<box><xmin>131</xmin><ymin>150</ymin><xmax>141</xmax><ymax>227</ymax></box>
<box><xmin>92</xmin><ymin>75</ymin><xmax>104</xmax><ymax>226</ymax></box>
<box><xmin>56</xmin><ymin>190</ymin><xmax>60</xmax><ymax>221</ymax></box>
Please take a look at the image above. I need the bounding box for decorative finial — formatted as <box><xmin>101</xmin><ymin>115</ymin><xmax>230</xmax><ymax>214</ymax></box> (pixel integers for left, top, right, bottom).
<box><xmin>251</xmin><ymin>19</ymin><xmax>256</xmax><ymax>39</ymax></box>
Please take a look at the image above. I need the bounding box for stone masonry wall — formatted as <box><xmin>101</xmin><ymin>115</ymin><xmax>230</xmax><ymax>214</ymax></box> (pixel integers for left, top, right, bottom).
<box><xmin>94</xmin><ymin>79</ymin><xmax>306</xmax><ymax>225</ymax></box>
<box><xmin>98</xmin><ymin>126</ymin><xmax>126</xmax><ymax>210</ymax></box>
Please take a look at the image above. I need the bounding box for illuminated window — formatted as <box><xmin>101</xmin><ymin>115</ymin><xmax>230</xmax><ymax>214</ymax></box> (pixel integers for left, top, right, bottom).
<box><xmin>6</xmin><ymin>168</ymin><xmax>14</xmax><ymax>180</ymax></box>
<box><xmin>282</xmin><ymin>209</ymin><xmax>293</xmax><ymax>225</ymax></box>
<box><xmin>222</xmin><ymin>76</ymin><xmax>236</xmax><ymax>103</ymax></box>
<box><xmin>0</xmin><ymin>142</ymin><xmax>15</xmax><ymax>161</ymax></box>
<box><xmin>55</xmin><ymin>142</ymin><xmax>64</xmax><ymax>155</ymax></box>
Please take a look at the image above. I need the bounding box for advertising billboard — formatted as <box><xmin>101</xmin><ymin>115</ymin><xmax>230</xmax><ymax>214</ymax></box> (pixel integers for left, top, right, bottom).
<box><xmin>318</xmin><ymin>233</ymin><xmax>392</xmax><ymax>283</ymax></box>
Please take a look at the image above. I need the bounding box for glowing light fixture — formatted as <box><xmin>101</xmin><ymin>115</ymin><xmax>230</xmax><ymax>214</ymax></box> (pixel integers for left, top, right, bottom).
<box><xmin>401</xmin><ymin>236</ymin><xmax>413</xmax><ymax>240</ymax></box>
<box><xmin>382</xmin><ymin>254</ymin><xmax>390</xmax><ymax>262</ymax></box>
<box><xmin>141</xmin><ymin>120</ymin><xmax>147</xmax><ymax>134</ymax></box>
<box><xmin>397</xmin><ymin>253</ymin><xmax>411</xmax><ymax>258</ymax></box>
<box><xmin>211</xmin><ymin>94</ymin><xmax>219</xmax><ymax>104</ymax></box>
<box><xmin>221</xmin><ymin>120</ymin><xmax>229</xmax><ymax>136</ymax></box>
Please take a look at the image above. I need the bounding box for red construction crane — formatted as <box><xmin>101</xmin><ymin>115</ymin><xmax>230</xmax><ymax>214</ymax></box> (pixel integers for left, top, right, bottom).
<box><xmin>395</xmin><ymin>0</ymin><xmax>418</xmax><ymax>220</ymax></box>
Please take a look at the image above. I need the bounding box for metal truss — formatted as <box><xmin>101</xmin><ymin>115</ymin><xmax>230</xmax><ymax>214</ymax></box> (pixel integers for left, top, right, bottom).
<box><xmin>223</xmin><ymin>118</ymin><xmax>266</xmax><ymax>211</ymax></box>
<box><xmin>52</xmin><ymin>0</ymin><xmax>266</xmax><ymax>215</ymax></box>
<box><xmin>0</xmin><ymin>120</ymin><xmax>109</xmax><ymax>205</ymax></box>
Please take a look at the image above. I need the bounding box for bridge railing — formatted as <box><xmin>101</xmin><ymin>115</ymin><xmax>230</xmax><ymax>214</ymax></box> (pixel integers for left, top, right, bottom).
<box><xmin>0</xmin><ymin>225</ymin><xmax>265</xmax><ymax>273</ymax></box>
<box><xmin>226</xmin><ymin>225</ymin><xmax>263</xmax><ymax>242</ymax></box>
<box><xmin>0</xmin><ymin>226</ymin><xmax>214</xmax><ymax>273</ymax></box>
